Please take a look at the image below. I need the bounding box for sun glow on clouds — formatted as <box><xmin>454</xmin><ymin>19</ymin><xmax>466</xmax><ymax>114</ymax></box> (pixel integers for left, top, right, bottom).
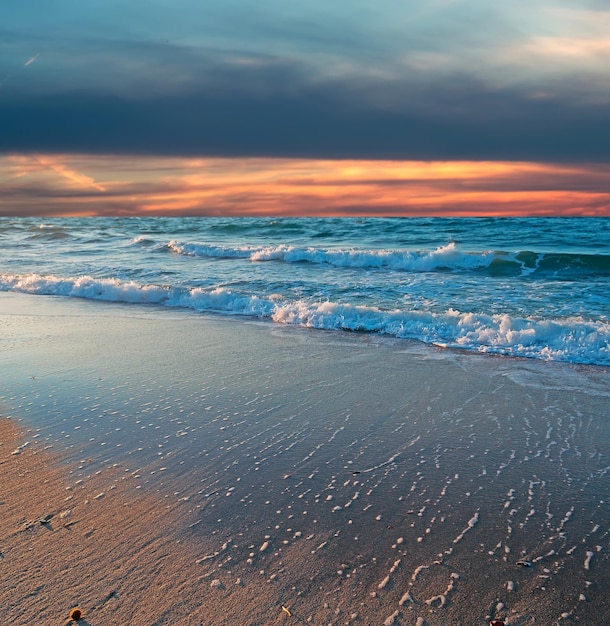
<box><xmin>35</xmin><ymin>156</ymin><xmax>107</xmax><ymax>192</ymax></box>
<box><xmin>1</xmin><ymin>154</ymin><xmax>610</xmax><ymax>217</ymax></box>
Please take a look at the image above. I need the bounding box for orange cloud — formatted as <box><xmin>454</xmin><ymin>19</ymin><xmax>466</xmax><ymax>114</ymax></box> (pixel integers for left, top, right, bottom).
<box><xmin>1</xmin><ymin>154</ymin><xmax>609</xmax><ymax>217</ymax></box>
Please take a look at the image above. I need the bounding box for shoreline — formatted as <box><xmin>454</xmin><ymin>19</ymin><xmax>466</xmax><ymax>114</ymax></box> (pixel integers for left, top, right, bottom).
<box><xmin>1</xmin><ymin>292</ymin><xmax>609</xmax><ymax>625</ymax></box>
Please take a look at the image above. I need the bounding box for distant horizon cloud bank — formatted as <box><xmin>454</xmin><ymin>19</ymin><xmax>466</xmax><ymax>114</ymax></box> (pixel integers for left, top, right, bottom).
<box><xmin>1</xmin><ymin>154</ymin><xmax>609</xmax><ymax>217</ymax></box>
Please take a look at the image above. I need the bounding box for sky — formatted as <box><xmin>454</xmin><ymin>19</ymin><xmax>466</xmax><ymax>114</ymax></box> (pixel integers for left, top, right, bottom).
<box><xmin>1</xmin><ymin>0</ymin><xmax>610</xmax><ymax>217</ymax></box>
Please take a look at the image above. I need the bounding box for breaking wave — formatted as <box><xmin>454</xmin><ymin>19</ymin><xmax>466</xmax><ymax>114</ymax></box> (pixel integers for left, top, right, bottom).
<box><xmin>1</xmin><ymin>273</ymin><xmax>608</xmax><ymax>366</ymax></box>
<box><xmin>165</xmin><ymin>241</ymin><xmax>610</xmax><ymax>278</ymax></box>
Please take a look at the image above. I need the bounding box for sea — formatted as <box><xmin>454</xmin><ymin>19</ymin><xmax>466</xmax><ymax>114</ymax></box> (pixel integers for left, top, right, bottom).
<box><xmin>0</xmin><ymin>216</ymin><xmax>608</xmax><ymax>366</ymax></box>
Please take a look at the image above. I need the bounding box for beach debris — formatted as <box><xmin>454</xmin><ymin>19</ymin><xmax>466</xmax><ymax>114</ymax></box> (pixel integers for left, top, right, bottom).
<box><xmin>62</xmin><ymin>520</ymin><xmax>80</xmax><ymax>529</ymax></box>
<box><xmin>516</xmin><ymin>560</ymin><xmax>532</xmax><ymax>567</ymax></box>
<box><xmin>489</xmin><ymin>621</ymin><xmax>505</xmax><ymax>626</ymax></box>
<box><xmin>39</xmin><ymin>514</ymin><xmax>53</xmax><ymax>525</ymax></box>
<box><xmin>281</xmin><ymin>605</ymin><xmax>292</xmax><ymax>617</ymax></box>
<box><xmin>210</xmin><ymin>579</ymin><xmax>224</xmax><ymax>589</ymax></box>
<box><xmin>69</xmin><ymin>607</ymin><xmax>82</xmax><ymax>621</ymax></box>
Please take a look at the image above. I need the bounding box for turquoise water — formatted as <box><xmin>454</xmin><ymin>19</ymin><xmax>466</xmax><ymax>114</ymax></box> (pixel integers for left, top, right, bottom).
<box><xmin>1</xmin><ymin>217</ymin><xmax>608</xmax><ymax>364</ymax></box>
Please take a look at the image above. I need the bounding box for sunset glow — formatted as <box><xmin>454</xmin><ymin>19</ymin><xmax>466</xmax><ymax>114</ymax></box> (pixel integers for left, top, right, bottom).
<box><xmin>2</xmin><ymin>154</ymin><xmax>609</xmax><ymax>217</ymax></box>
<box><xmin>2</xmin><ymin>1</ymin><xmax>610</xmax><ymax>217</ymax></box>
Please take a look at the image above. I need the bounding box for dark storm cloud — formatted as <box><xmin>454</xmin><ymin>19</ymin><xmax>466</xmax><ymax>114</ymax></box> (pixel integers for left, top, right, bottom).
<box><xmin>2</xmin><ymin>0</ymin><xmax>610</xmax><ymax>162</ymax></box>
<box><xmin>2</xmin><ymin>66</ymin><xmax>610</xmax><ymax>162</ymax></box>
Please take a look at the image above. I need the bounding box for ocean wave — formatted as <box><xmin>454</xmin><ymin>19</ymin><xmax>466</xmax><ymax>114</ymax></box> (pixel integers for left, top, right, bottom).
<box><xmin>168</xmin><ymin>241</ymin><xmax>495</xmax><ymax>272</ymax></box>
<box><xmin>166</xmin><ymin>241</ymin><xmax>610</xmax><ymax>278</ymax></box>
<box><xmin>27</xmin><ymin>224</ymin><xmax>72</xmax><ymax>241</ymax></box>
<box><xmin>131</xmin><ymin>236</ymin><xmax>158</xmax><ymax>247</ymax></box>
<box><xmin>0</xmin><ymin>274</ymin><xmax>168</xmax><ymax>304</ymax></box>
<box><xmin>1</xmin><ymin>273</ymin><xmax>608</xmax><ymax>366</ymax></box>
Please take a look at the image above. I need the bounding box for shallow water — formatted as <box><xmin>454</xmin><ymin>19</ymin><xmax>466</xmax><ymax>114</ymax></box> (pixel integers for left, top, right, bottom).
<box><xmin>2</xmin><ymin>293</ymin><xmax>609</xmax><ymax>624</ymax></box>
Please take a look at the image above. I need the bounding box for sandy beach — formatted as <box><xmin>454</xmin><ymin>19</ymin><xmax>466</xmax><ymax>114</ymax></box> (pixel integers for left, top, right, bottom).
<box><xmin>1</xmin><ymin>292</ymin><xmax>609</xmax><ymax>625</ymax></box>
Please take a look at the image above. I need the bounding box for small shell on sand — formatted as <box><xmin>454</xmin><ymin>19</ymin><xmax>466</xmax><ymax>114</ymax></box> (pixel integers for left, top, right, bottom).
<box><xmin>69</xmin><ymin>607</ymin><xmax>82</xmax><ymax>621</ymax></box>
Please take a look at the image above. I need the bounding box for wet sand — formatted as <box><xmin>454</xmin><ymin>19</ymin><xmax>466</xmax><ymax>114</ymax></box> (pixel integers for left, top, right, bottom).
<box><xmin>1</xmin><ymin>292</ymin><xmax>609</xmax><ymax>625</ymax></box>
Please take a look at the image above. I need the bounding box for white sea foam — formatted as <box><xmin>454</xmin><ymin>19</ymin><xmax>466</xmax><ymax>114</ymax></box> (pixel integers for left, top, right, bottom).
<box><xmin>168</xmin><ymin>241</ymin><xmax>496</xmax><ymax>273</ymax></box>
<box><xmin>453</xmin><ymin>512</ymin><xmax>479</xmax><ymax>544</ymax></box>
<box><xmin>1</xmin><ymin>273</ymin><xmax>608</xmax><ymax>365</ymax></box>
<box><xmin>398</xmin><ymin>591</ymin><xmax>414</xmax><ymax>605</ymax></box>
<box><xmin>0</xmin><ymin>274</ymin><xmax>168</xmax><ymax>304</ymax></box>
<box><xmin>584</xmin><ymin>551</ymin><xmax>594</xmax><ymax>570</ymax></box>
<box><xmin>383</xmin><ymin>610</ymin><xmax>399</xmax><ymax>625</ymax></box>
